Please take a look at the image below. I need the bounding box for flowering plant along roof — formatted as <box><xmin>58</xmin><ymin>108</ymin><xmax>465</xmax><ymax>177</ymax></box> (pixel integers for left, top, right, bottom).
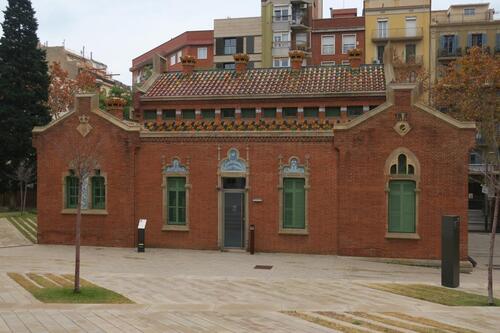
<box><xmin>144</xmin><ymin>119</ymin><xmax>336</xmax><ymax>132</ymax></box>
<box><xmin>143</xmin><ymin>65</ymin><xmax>386</xmax><ymax>99</ymax></box>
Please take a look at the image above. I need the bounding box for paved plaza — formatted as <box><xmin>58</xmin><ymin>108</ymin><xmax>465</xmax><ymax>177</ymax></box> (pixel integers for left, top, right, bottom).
<box><xmin>0</xmin><ymin>218</ymin><xmax>500</xmax><ymax>332</ymax></box>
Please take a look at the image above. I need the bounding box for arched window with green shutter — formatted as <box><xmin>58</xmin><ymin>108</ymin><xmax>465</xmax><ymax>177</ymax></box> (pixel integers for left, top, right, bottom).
<box><xmin>65</xmin><ymin>173</ymin><xmax>79</xmax><ymax>209</ymax></box>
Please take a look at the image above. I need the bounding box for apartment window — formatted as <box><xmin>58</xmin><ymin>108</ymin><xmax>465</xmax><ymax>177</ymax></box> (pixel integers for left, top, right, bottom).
<box><xmin>170</xmin><ymin>55</ymin><xmax>176</xmax><ymax>66</ymax></box>
<box><xmin>283</xmin><ymin>178</ymin><xmax>305</xmax><ymax>229</ymax></box>
<box><xmin>405</xmin><ymin>44</ymin><xmax>416</xmax><ymax>63</ymax></box>
<box><xmin>283</xmin><ymin>107</ymin><xmax>297</xmax><ymax>118</ymax></box>
<box><xmin>263</xmin><ymin>108</ymin><xmax>276</xmax><ymax>118</ymax></box>
<box><xmin>347</xmin><ymin>106</ymin><xmax>363</xmax><ymax>117</ymax></box>
<box><xmin>176</xmin><ymin>50</ymin><xmax>182</xmax><ymax>63</ymax></box>
<box><xmin>182</xmin><ymin>109</ymin><xmax>195</xmax><ymax>120</ymax></box>
<box><xmin>91</xmin><ymin>171</ymin><xmax>105</xmax><ymax>210</ymax></box>
<box><xmin>405</xmin><ymin>17</ymin><xmax>417</xmax><ymax>37</ymax></box>
<box><xmin>341</xmin><ymin>60</ymin><xmax>350</xmax><ymax>65</ymax></box>
<box><xmin>273</xmin><ymin>57</ymin><xmax>290</xmax><ymax>68</ymax></box>
<box><xmin>274</xmin><ymin>5</ymin><xmax>289</xmax><ymax>22</ymax></box>
<box><xmin>273</xmin><ymin>32</ymin><xmax>290</xmax><ymax>48</ymax></box>
<box><xmin>167</xmin><ymin>177</ymin><xmax>186</xmax><ymax>226</ymax></box>
<box><xmin>470</xmin><ymin>33</ymin><xmax>484</xmax><ymax>47</ymax></box>
<box><xmin>65</xmin><ymin>172</ymin><xmax>79</xmax><ymax>209</ymax></box>
<box><xmin>162</xmin><ymin>109</ymin><xmax>176</xmax><ymax>120</ymax></box>
<box><xmin>224</xmin><ymin>38</ymin><xmax>237</xmax><ymax>55</ymax></box>
<box><xmin>223</xmin><ymin>63</ymin><xmax>236</xmax><ymax>70</ymax></box>
<box><xmin>325</xmin><ymin>107</ymin><xmax>340</xmax><ymax>118</ymax></box>
<box><xmin>296</xmin><ymin>33</ymin><xmax>308</xmax><ymax>48</ymax></box>
<box><xmin>241</xmin><ymin>108</ymin><xmax>256</xmax><ymax>119</ymax></box>
<box><xmin>197</xmin><ymin>47</ymin><xmax>208</xmax><ymax>60</ymax></box>
<box><xmin>222</xmin><ymin>108</ymin><xmax>235</xmax><ymax>119</ymax></box>
<box><xmin>441</xmin><ymin>35</ymin><xmax>457</xmax><ymax>54</ymax></box>
<box><xmin>377</xmin><ymin>45</ymin><xmax>385</xmax><ymax>63</ymax></box>
<box><xmin>464</xmin><ymin>8</ymin><xmax>475</xmax><ymax>16</ymax></box>
<box><xmin>377</xmin><ymin>19</ymin><xmax>388</xmax><ymax>39</ymax></box>
<box><xmin>201</xmin><ymin>109</ymin><xmax>215</xmax><ymax>120</ymax></box>
<box><xmin>143</xmin><ymin>110</ymin><xmax>157</xmax><ymax>121</ymax></box>
<box><xmin>321</xmin><ymin>35</ymin><xmax>335</xmax><ymax>55</ymax></box>
<box><xmin>342</xmin><ymin>34</ymin><xmax>356</xmax><ymax>54</ymax></box>
<box><xmin>321</xmin><ymin>61</ymin><xmax>336</xmax><ymax>66</ymax></box>
<box><xmin>304</xmin><ymin>107</ymin><xmax>319</xmax><ymax>118</ymax></box>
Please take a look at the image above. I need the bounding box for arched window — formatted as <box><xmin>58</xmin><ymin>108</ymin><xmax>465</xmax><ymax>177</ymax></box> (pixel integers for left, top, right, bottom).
<box><xmin>385</xmin><ymin>149</ymin><xmax>420</xmax><ymax>237</ymax></box>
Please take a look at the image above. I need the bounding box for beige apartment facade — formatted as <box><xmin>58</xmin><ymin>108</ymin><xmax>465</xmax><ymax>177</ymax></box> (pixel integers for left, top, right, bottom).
<box><xmin>430</xmin><ymin>3</ymin><xmax>499</xmax><ymax>82</ymax></box>
<box><xmin>214</xmin><ymin>17</ymin><xmax>262</xmax><ymax>69</ymax></box>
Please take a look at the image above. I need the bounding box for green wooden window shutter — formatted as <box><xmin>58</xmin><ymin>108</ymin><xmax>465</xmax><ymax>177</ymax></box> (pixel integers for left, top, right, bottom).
<box><xmin>167</xmin><ymin>177</ymin><xmax>186</xmax><ymax>225</ymax></box>
<box><xmin>389</xmin><ymin>180</ymin><xmax>416</xmax><ymax>233</ymax></box>
<box><xmin>215</xmin><ymin>38</ymin><xmax>225</xmax><ymax>56</ymax></box>
<box><xmin>241</xmin><ymin>108</ymin><xmax>256</xmax><ymax>119</ymax></box>
<box><xmin>325</xmin><ymin>106</ymin><xmax>340</xmax><ymax>117</ymax></box>
<box><xmin>236</xmin><ymin>37</ymin><xmax>244</xmax><ymax>53</ymax></box>
<box><xmin>263</xmin><ymin>108</ymin><xmax>276</xmax><ymax>118</ymax></box>
<box><xmin>304</xmin><ymin>107</ymin><xmax>319</xmax><ymax>118</ymax></box>
<box><xmin>66</xmin><ymin>176</ymin><xmax>79</xmax><ymax>209</ymax></box>
<box><xmin>143</xmin><ymin>110</ymin><xmax>157</xmax><ymax>120</ymax></box>
<box><xmin>182</xmin><ymin>109</ymin><xmax>195</xmax><ymax>120</ymax></box>
<box><xmin>201</xmin><ymin>109</ymin><xmax>215</xmax><ymax>119</ymax></box>
<box><xmin>162</xmin><ymin>109</ymin><xmax>176</xmax><ymax>120</ymax></box>
<box><xmin>92</xmin><ymin>176</ymin><xmax>106</xmax><ymax>209</ymax></box>
<box><xmin>283</xmin><ymin>178</ymin><xmax>306</xmax><ymax>229</ymax></box>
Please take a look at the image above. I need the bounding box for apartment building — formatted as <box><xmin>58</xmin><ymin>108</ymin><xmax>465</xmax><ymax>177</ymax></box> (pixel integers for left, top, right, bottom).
<box><xmin>214</xmin><ymin>17</ymin><xmax>262</xmax><ymax>69</ymax></box>
<box><xmin>311</xmin><ymin>8</ymin><xmax>365</xmax><ymax>66</ymax></box>
<box><xmin>261</xmin><ymin>0</ymin><xmax>323</xmax><ymax>68</ymax></box>
<box><xmin>130</xmin><ymin>31</ymin><xmax>214</xmax><ymax>84</ymax></box>
<box><xmin>364</xmin><ymin>0</ymin><xmax>431</xmax><ymax>72</ymax></box>
<box><xmin>430</xmin><ymin>3</ymin><xmax>499</xmax><ymax>82</ymax></box>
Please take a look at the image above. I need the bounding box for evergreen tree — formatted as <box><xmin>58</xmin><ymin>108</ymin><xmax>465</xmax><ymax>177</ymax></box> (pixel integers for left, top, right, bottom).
<box><xmin>0</xmin><ymin>0</ymin><xmax>50</xmax><ymax>191</ymax></box>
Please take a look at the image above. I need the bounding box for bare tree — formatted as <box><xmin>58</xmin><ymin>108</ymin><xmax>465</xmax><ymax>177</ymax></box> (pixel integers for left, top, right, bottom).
<box><xmin>6</xmin><ymin>161</ymin><xmax>35</xmax><ymax>214</ymax></box>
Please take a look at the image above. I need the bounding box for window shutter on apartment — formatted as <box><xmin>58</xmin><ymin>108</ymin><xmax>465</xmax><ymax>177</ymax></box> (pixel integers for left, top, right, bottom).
<box><xmin>439</xmin><ymin>36</ymin><xmax>445</xmax><ymax>50</ymax></box>
<box><xmin>236</xmin><ymin>37</ymin><xmax>244</xmax><ymax>53</ymax></box>
<box><xmin>496</xmin><ymin>33</ymin><xmax>500</xmax><ymax>48</ymax></box>
<box><xmin>467</xmin><ymin>33</ymin><xmax>472</xmax><ymax>47</ymax></box>
<box><xmin>215</xmin><ymin>38</ymin><xmax>224</xmax><ymax>56</ymax></box>
<box><xmin>453</xmin><ymin>35</ymin><xmax>459</xmax><ymax>52</ymax></box>
<box><xmin>482</xmin><ymin>33</ymin><xmax>487</xmax><ymax>46</ymax></box>
<box><xmin>246</xmin><ymin>36</ymin><xmax>255</xmax><ymax>54</ymax></box>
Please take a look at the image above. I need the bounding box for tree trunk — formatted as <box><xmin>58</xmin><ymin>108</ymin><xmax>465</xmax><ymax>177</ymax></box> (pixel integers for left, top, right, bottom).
<box><xmin>488</xmin><ymin>194</ymin><xmax>499</xmax><ymax>305</ymax></box>
<box><xmin>19</xmin><ymin>182</ymin><xmax>23</xmax><ymax>213</ymax></box>
<box><xmin>74</xmin><ymin>180</ymin><xmax>82</xmax><ymax>294</ymax></box>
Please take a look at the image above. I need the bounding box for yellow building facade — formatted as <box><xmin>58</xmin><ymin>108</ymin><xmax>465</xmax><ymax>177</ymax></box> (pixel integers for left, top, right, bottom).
<box><xmin>364</xmin><ymin>0</ymin><xmax>430</xmax><ymax>72</ymax></box>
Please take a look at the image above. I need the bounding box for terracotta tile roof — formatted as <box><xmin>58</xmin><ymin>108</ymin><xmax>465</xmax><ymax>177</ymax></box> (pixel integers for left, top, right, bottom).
<box><xmin>143</xmin><ymin>65</ymin><xmax>386</xmax><ymax>99</ymax></box>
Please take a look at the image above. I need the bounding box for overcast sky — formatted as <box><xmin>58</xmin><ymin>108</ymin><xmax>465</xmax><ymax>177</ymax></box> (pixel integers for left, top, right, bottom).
<box><xmin>0</xmin><ymin>0</ymin><xmax>498</xmax><ymax>85</ymax></box>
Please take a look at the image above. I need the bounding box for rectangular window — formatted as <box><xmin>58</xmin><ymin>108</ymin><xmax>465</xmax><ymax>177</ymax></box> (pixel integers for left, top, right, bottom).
<box><xmin>304</xmin><ymin>107</ymin><xmax>319</xmax><ymax>118</ymax></box>
<box><xmin>143</xmin><ymin>110</ymin><xmax>157</xmax><ymax>121</ymax></box>
<box><xmin>388</xmin><ymin>180</ymin><xmax>416</xmax><ymax>233</ymax></box>
<box><xmin>377</xmin><ymin>20</ymin><xmax>388</xmax><ymax>39</ymax></box>
<box><xmin>176</xmin><ymin>50</ymin><xmax>182</xmax><ymax>63</ymax></box>
<box><xmin>471</xmin><ymin>33</ymin><xmax>483</xmax><ymax>47</ymax></box>
<box><xmin>325</xmin><ymin>106</ymin><xmax>340</xmax><ymax>117</ymax></box>
<box><xmin>296</xmin><ymin>33</ymin><xmax>308</xmax><ymax>48</ymax></box>
<box><xmin>464</xmin><ymin>8</ymin><xmax>475</xmax><ymax>16</ymax></box>
<box><xmin>182</xmin><ymin>109</ymin><xmax>195</xmax><ymax>120</ymax></box>
<box><xmin>342</xmin><ymin>34</ymin><xmax>356</xmax><ymax>54</ymax></box>
<box><xmin>224</xmin><ymin>38</ymin><xmax>237</xmax><ymax>55</ymax></box>
<box><xmin>341</xmin><ymin>60</ymin><xmax>350</xmax><ymax>65</ymax></box>
<box><xmin>405</xmin><ymin>44</ymin><xmax>416</xmax><ymax>63</ymax></box>
<box><xmin>273</xmin><ymin>57</ymin><xmax>290</xmax><ymax>68</ymax></box>
<box><xmin>222</xmin><ymin>108</ymin><xmax>235</xmax><ymax>119</ymax></box>
<box><xmin>201</xmin><ymin>109</ymin><xmax>215</xmax><ymax>120</ymax></box>
<box><xmin>66</xmin><ymin>175</ymin><xmax>79</xmax><ymax>209</ymax></box>
<box><xmin>162</xmin><ymin>109</ymin><xmax>176</xmax><ymax>120</ymax></box>
<box><xmin>263</xmin><ymin>108</ymin><xmax>276</xmax><ymax>118</ymax></box>
<box><xmin>273</xmin><ymin>32</ymin><xmax>290</xmax><ymax>48</ymax></box>
<box><xmin>241</xmin><ymin>108</ymin><xmax>256</xmax><ymax>119</ymax></box>
<box><xmin>197</xmin><ymin>47</ymin><xmax>208</xmax><ymax>60</ymax></box>
<box><xmin>321</xmin><ymin>35</ymin><xmax>335</xmax><ymax>55</ymax></box>
<box><xmin>283</xmin><ymin>107</ymin><xmax>297</xmax><ymax>118</ymax></box>
<box><xmin>170</xmin><ymin>55</ymin><xmax>176</xmax><ymax>66</ymax></box>
<box><xmin>283</xmin><ymin>178</ymin><xmax>305</xmax><ymax>229</ymax></box>
<box><xmin>223</xmin><ymin>63</ymin><xmax>235</xmax><ymax>70</ymax></box>
<box><xmin>246</xmin><ymin>36</ymin><xmax>255</xmax><ymax>54</ymax></box>
<box><xmin>274</xmin><ymin>5</ymin><xmax>289</xmax><ymax>22</ymax></box>
<box><xmin>167</xmin><ymin>177</ymin><xmax>186</xmax><ymax>225</ymax></box>
<box><xmin>321</xmin><ymin>61</ymin><xmax>336</xmax><ymax>66</ymax></box>
<box><xmin>405</xmin><ymin>17</ymin><xmax>417</xmax><ymax>37</ymax></box>
<box><xmin>92</xmin><ymin>176</ymin><xmax>105</xmax><ymax>209</ymax></box>
<box><xmin>377</xmin><ymin>45</ymin><xmax>385</xmax><ymax>63</ymax></box>
<box><xmin>347</xmin><ymin>106</ymin><xmax>363</xmax><ymax>117</ymax></box>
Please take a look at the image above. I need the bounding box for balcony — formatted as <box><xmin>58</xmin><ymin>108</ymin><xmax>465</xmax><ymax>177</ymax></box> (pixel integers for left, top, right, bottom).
<box><xmin>291</xmin><ymin>12</ymin><xmax>310</xmax><ymax>30</ymax></box>
<box><xmin>469</xmin><ymin>164</ymin><xmax>498</xmax><ymax>174</ymax></box>
<box><xmin>437</xmin><ymin>48</ymin><xmax>463</xmax><ymax>59</ymax></box>
<box><xmin>432</xmin><ymin>12</ymin><xmax>494</xmax><ymax>25</ymax></box>
<box><xmin>393</xmin><ymin>55</ymin><xmax>423</xmax><ymax>68</ymax></box>
<box><xmin>372</xmin><ymin>28</ymin><xmax>423</xmax><ymax>42</ymax></box>
<box><xmin>272</xmin><ymin>41</ymin><xmax>291</xmax><ymax>57</ymax></box>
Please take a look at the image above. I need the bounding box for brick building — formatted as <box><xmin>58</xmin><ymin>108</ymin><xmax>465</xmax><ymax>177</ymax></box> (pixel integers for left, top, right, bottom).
<box><xmin>311</xmin><ymin>8</ymin><xmax>365</xmax><ymax>66</ymax></box>
<box><xmin>33</xmin><ymin>52</ymin><xmax>475</xmax><ymax>262</ymax></box>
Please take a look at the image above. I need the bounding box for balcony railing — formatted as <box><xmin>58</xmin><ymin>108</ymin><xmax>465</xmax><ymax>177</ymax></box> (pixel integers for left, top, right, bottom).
<box><xmin>273</xmin><ymin>41</ymin><xmax>291</xmax><ymax>49</ymax></box>
<box><xmin>469</xmin><ymin>164</ymin><xmax>498</xmax><ymax>174</ymax></box>
<box><xmin>372</xmin><ymin>28</ymin><xmax>423</xmax><ymax>41</ymax></box>
<box><xmin>431</xmin><ymin>12</ymin><xmax>494</xmax><ymax>25</ymax></box>
<box><xmin>273</xmin><ymin>15</ymin><xmax>292</xmax><ymax>23</ymax></box>
<box><xmin>437</xmin><ymin>48</ymin><xmax>463</xmax><ymax>58</ymax></box>
<box><xmin>393</xmin><ymin>55</ymin><xmax>423</xmax><ymax>67</ymax></box>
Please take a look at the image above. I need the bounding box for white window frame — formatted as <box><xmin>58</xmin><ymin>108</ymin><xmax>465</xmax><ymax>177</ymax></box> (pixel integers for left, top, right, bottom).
<box><xmin>273</xmin><ymin>57</ymin><xmax>290</xmax><ymax>68</ymax></box>
<box><xmin>321</xmin><ymin>61</ymin><xmax>336</xmax><ymax>66</ymax></box>
<box><xmin>197</xmin><ymin>47</ymin><xmax>208</xmax><ymax>60</ymax></box>
<box><xmin>321</xmin><ymin>35</ymin><xmax>335</xmax><ymax>55</ymax></box>
<box><xmin>273</xmin><ymin>31</ymin><xmax>290</xmax><ymax>48</ymax></box>
<box><xmin>464</xmin><ymin>8</ymin><xmax>475</xmax><ymax>16</ymax></box>
<box><xmin>170</xmin><ymin>55</ymin><xmax>176</xmax><ymax>66</ymax></box>
<box><xmin>176</xmin><ymin>50</ymin><xmax>182</xmax><ymax>63</ymax></box>
<box><xmin>274</xmin><ymin>5</ymin><xmax>290</xmax><ymax>22</ymax></box>
<box><xmin>342</xmin><ymin>34</ymin><xmax>356</xmax><ymax>54</ymax></box>
<box><xmin>405</xmin><ymin>17</ymin><xmax>417</xmax><ymax>37</ymax></box>
<box><xmin>341</xmin><ymin>60</ymin><xmax>350</xmax><ymax>65</ymax></box>
<box><xmin>377</xmin><ymin>19</ymin><xmax>388</xmax><ymax>39</ymax></box>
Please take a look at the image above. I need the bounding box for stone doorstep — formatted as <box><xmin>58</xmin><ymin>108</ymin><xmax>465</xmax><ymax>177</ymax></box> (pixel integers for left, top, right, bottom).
<box><xmin>349</xmin><ymin>256</ymin><xmax>474</xmax><ymax>273</ymax></box>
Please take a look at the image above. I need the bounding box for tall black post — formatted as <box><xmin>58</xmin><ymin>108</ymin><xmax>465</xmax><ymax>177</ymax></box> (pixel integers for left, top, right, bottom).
<box><xmin>442</xmin><ymin>215</ymin><xmax>460</xmax><ymax>288</ymax></box>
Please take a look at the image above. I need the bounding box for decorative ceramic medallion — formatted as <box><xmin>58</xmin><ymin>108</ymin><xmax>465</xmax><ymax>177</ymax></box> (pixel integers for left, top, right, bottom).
<box><xmin>77</xmin><ymin>115</ymin><xmax>92</xmax><ymax>137</ymax></box>
<box><xmin>165</xmin><ymin>158</ymin><xmax>187</xmax><ymax>173</ymax></box>
<box><xmin>394</xmin><ymin>121</ymin><xmax>411</xmax><ymax>136</ymax></box>
<box><xmin>221</xmin><ymin>148</ymin><xmax>246</xmax><ymax>172</ymax></box>
<box><xmin>283</xmin><ymin>158</ymin><xmax>305</xmax><ymax>175</ymax></box>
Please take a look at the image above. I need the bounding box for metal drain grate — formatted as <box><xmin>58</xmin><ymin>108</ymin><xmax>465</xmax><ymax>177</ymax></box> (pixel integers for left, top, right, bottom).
<box><xmin>254</xmin><ymin>265</ymin><xmax>273</xmax><ymax>270</ymax></box>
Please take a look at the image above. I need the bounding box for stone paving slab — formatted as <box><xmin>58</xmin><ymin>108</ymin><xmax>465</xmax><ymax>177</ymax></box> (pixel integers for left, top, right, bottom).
<box><xmin>0</xmin><ymin>218</ymin><xmax>32</xmax><ymax>248</ymax></box>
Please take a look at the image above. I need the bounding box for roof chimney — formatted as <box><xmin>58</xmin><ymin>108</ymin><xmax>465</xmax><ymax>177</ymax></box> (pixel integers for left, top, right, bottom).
<box><xmin>233</xmin><ymin>53</ymin><xmax>250</xmax><ymax>73</ymax></box>
<box><xmin>180</xmin><ymin>55</ymin><xmax>196</xmax><ymax>75</ymax></box>
<box><xmin>105</xmin><ymin>97</ymin><xmax>126</xmax><ymax>120</ymax></box>
<box><xmin>153</xmin><ymin>53</ymin><xmax>167</xmax><ymax>74</ymax></box>
<box><xmin>289</xmin><ymin>50</ymin><xmax>305</xmax><ymax>71</ymax></box>
<box><xmin>348</xmin><ymin>48</ymin><xmax>363</xmax><ymax>68</ymax></box>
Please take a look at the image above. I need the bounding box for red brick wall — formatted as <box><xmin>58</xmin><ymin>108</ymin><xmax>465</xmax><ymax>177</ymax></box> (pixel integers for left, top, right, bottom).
<box><xmin>334</xmin><ymin>90</ymin><xmax>475</xmax><ymax>260</ymax></box>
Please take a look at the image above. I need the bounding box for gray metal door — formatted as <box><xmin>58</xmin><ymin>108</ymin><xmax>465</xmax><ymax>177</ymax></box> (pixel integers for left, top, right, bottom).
<box><xmin>223</xmin><ymin>192</ymin><xmax>244</xmax><ymax>248</ymax></box>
